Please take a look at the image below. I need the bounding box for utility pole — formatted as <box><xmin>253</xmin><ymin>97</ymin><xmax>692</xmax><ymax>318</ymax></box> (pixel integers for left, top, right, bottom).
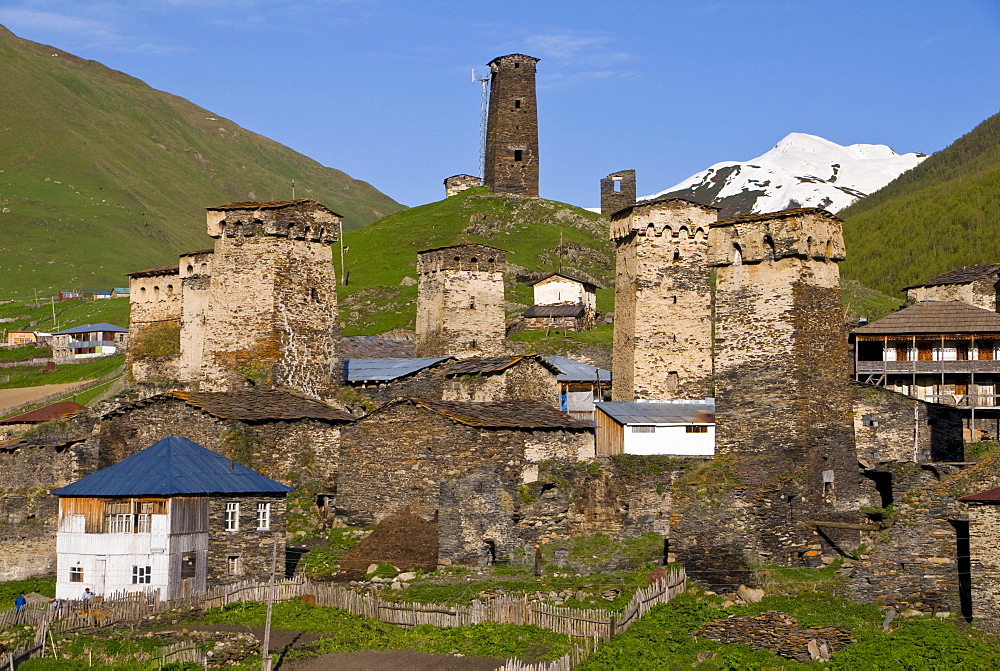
<box><xmin>261</xmin><ymin>537</ymin><xmax>278</xmax><ymax>671</ymax></box>
<box><xmin>291</xmin><ymin>179</ymin><xmax>295</xmax><ymax>200</ymax></box>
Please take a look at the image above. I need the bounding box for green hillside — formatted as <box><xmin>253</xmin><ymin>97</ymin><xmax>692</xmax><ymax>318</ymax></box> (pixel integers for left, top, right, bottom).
<box><xmin>338</xmin><ymin>187</ymin><xmax>613</xmax><ymax>335</ymax></box>
<box><xmin>840</xmin><ymin>111</ymin><xmax>1000</xmax><ymax>296</ymax></box>
<box><xmin>0</xmin><ymin>25</ymin><xmax>403</xmax><ymax>299</ymax></box>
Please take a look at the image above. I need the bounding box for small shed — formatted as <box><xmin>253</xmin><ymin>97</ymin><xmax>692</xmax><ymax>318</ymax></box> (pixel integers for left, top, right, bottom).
<box><xmin>90</xmin><ymin>291</ymin><xmax>112</xmax><ymax>300</ymax></box>
<box><xmin>112</xmin><ymin>287</ymin><xmax>130</xmax><ymax>298</ymax></box>
<box><xmin>594</xmin><ymin>399</ymin><xmax>715</xmax><ymax>456</ymax></box>
<box><xmin>547</xmin><ymin>356</ymin><xmax>611</xmax><ymax>422</ymax></box>
<box><xmin>52</xmin><ymin>436</ymin><xmax>291</xmax><ymax>600</ymax></box>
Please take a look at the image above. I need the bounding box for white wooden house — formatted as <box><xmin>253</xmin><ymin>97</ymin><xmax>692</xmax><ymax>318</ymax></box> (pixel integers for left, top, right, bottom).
<box><xmin>594</xmin><ymin>399</ymin><xmax>715</xmax><ymax>456</ymax></box>
<box><xmin>52</xmin><ymin>436</ymin><xmax>291</xmax><ymax>600</ymax></box>
<box><xmin>523</xmin><ymin>274</ymin><xmax>598</xmax><ymax>330</ymax></box>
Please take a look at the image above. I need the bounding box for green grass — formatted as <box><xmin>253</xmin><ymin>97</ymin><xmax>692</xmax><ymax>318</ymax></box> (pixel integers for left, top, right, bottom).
<box><xmin>0</xmin><ymin>354</ymin><xmax>123</xmax><ymax>390</ymax></box>
<box><xmin>0</xmin><ymin>344</ymin><xmax>51</xmax><ymax>361</ymax></box>
<box><xmin>0</xmin><ymin>576</ymin><xmax>55</xmax><ymax>605</ymax></box>
<box><xmin>0</xmin><ymin>297</ymin><xmax>130</xmax><ymax>335</ymax></box>
<box><xmin>199</xmin><ymin>599</ymin><xmax>573</xmax><ymax>662</ymax></box>
<box><xmin>0</xmin><ymin>24</ymin><xmax>402</xmax><ymax>300</ymax></box>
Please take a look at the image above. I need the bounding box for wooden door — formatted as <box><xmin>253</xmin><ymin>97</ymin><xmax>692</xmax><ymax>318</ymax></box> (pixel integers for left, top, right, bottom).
<box><xmin>917</xmin><ymin>342</ymin><xmax>933</xmax><ymax>361</ymax></box>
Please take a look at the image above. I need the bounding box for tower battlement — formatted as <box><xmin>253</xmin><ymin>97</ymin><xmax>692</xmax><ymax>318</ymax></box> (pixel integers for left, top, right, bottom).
<box><xmin>609</xmin><ymin>198</ymin><xmax>717</xmax><ymax>242</ymax></box>
<box><xmin>206</xmin><ymin>200</ymin><xmax>340</xmax><ymax>244</ymax></box>
<box><xmin>709</xmin><ymin>208</ymin><xmax>844</xmax><ymax>267</ymax></box>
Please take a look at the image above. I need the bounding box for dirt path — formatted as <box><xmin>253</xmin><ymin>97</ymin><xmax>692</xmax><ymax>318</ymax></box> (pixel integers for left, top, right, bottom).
<box><xmin>280</xmin><ymin>650</ymin><xmax>506</xmax><ymax>671</ymax></box>
<box><xmin>0</xmin><ymin>382</ymin><xmax>87</xmax><ymax>416</ymax></box>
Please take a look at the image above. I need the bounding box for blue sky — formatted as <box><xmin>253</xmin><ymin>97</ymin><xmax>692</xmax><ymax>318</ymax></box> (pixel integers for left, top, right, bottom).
<box><xmin>1</xmin><ymin>0</ymin><xmax>998</xmax><ymax>208</ymax></box>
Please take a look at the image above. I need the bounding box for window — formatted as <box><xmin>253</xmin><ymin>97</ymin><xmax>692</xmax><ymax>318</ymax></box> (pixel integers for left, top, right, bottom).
<box><xmin>69</xmin><ymin>566</ymin><xmax>84</xmax><ymax>583</ymax></box>
<box><xmin>632</xmin><ymin>426</ymin><xmax>655</xmax><ymax>434</ymax></box>
<box><xmin>225</xmin><ymin>502</ymin><xmax>240</xmax><ymax>531</ymax></box>
<box><xmin>514</xmin><ymin>98</ymin><xmax>521</xmax><ymax>108</ymax></box>
<box><xmin>256</xmin><ymin>502</ymin><xmax>271</xmax><ymax>530</ymax></box>
<box><xmin>227</xmin><ymin>556</ymin><xmax>241</xmax><ymax>576</ymax></box>
<box><xmin>107</xmin><ymin>513</ymin><xmax>133</xmax><ymax>533</ymax></box>
<box><xmin>132</xmin><ymin>565</ymin><xmax>151</xmax><ymax>584</ymax></box>
<box><xmin>613</xmin><ymin>179</ymin><xmax>621</xmax><ymax>192</ymax></box>
<box><xmin>181</xmin><ymin>554</ymin><xmax>196</xmax><ymax>579</ymax></box>
<box><xmin>686</xmin><ymin>426</ymin><xmax>709</xmax><ymax>434</ymax></box>
<box><xmin>513</xmin><ymin>149</ymin><xmax>523</xmax><ymax>162</ymax></box>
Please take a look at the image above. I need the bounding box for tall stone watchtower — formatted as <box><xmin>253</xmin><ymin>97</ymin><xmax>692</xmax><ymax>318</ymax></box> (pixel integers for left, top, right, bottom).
<box><xmin>415</xmin><ymin>243</ymin><xmax>507</xmax><ymax>358</ymax></box>
<box><xmin>610</xmin><ymin>198</ymin><xmax>718</xmax><ymax>401</ymax></box>
<box><xmin>484</xmin><ymin>54</ymin><xmax>539</xmax><ymax>197</ymax></box>
<box><xmin>601</xmin><ymin>170</ymin><xmax>636</xmax><ymax>215</ymax></box>
<box><xmin>198</xmin><ymin>200</ymin><xmax>341</xmax><ymax>398</ymax></box>
<box><xmin>709</xmin><ymin>208</ymin><xmax>859</xmax><ymax>559</ymax></box>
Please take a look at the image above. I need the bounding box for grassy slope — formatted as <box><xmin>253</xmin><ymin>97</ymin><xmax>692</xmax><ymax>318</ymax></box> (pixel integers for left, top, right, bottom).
<box><xmin>839</xmin><ymin>110</ymin><xmax>1000</xmax><ymax>297</ymax></box>
<box><xmin>338</xmin><ymin>187</ymin><xmax>614</xmax><ymax>335</ymax></box>
<box><xmin>0</xmin><ymin>25</ymin><xmax>404</xmax><ymax>299</ymax></box>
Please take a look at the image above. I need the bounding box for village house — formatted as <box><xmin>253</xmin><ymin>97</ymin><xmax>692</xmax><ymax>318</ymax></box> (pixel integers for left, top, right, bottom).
<box><xmin>344</xmin><ymin>357</ymin><xmax>454</xmax><ymax>403</ymax></box>
<box><xmin>904</xmin><ymin>264</ymin><xmax>1000</xmax><ymax>311</ymax></box>
<box><xmin>111</xmin><ymin>287</ymin><xmax>130</xmax><ymax>299</ymax></box>
<box><xmin>852</xmin><ymin>300</ymin><xmax>1000</xmax><ymax>441</ymax></box>
<box><xmin>594</xmin><ymin>399</ymin><xmax>715</xmax><ymax>457</ymax></box>
<box><xmin>5</xmin><ymin>330</ymin><xmax>40</xmax><ymax>345</ymax></box>
<box><xmin>522</xmin><ymin>273</ymin><xmax>598</xmax><ymax>331</ymax></box>
<box><xmin>337</xmin><ymin>398</ymin><xmax>594</xmax><ymax>529</ymax></box>
<box><xmin>546</xmin><ymin>356</ymin><xmax>611</xmax><ymax>422</ymax></box>
<box><xmin>52</xmin><ymin>435</ymin><xmax>291</xmax><ymax>600</ymax></box>
<box><xmin>51</xmin><ymin>323</ymin><xmax>128</xmax><ymax>361</ymax></box>
<box><xmin>0</xmin><ymin>401</ymin><xmax>88</xmax><ymax>441</ymax></box>
<box><xmin>89</xmin><ymin>290</ymin><xmax>112</xmax><ymax>300</ymax></box>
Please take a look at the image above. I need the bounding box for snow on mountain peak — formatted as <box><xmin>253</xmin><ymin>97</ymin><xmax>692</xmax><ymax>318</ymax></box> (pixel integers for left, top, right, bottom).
<box><xmin>642</xmin><ymin>133</ymin><xmax>926</xmax><ymax>216</ymax></box>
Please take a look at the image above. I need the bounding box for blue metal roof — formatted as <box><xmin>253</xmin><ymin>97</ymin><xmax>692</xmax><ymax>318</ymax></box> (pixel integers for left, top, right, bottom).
<box><xmin>345</xmin><ymin>357</ymin><xmax>452</xmax><ymax>382</ymax></box>
<box><xmin>53</xmin><ymin>323</ymin><xmax>128</xmax><ymax>335</ymax></box>
<box><xmin>51</xmin><ymin>436</ymin><xmax>293</xmax><ymax>497</ymax></box>
<box><xmin>595</xmin><ymin>400</ymin><xmax>715</xmax><ymax>425</ymax></box>
<box><xmin>547</xmin><ymin>356</ymin><xmax>611</xmax><ymax>383</ymax></box>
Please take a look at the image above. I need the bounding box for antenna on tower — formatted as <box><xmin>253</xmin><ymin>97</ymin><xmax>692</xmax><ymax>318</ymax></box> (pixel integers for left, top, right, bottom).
<box><xmin>472</xmin><ymin>66</ymin><xmax>491</xmax><ymax>185</ymax></box>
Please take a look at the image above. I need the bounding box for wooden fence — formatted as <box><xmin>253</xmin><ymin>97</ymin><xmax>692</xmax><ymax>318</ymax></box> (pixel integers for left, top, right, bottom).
<box><xmin>0</xmin><ymin>568</ymin><xmax>685</xmax><ymax>668</ymax></box>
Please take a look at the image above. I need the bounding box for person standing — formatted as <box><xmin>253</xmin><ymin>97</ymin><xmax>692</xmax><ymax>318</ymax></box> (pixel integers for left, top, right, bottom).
<box><xmin>14</xmin><ymin>592</ymin><xmax>26</xmax><ymax>622</ymax></box>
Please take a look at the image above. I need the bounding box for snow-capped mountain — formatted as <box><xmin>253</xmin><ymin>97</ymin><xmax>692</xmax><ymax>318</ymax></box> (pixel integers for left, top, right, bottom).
<box><xmin>642</xmin><ymin>133</ymin><xmax>926</xmax><ymax>217</ymax></box>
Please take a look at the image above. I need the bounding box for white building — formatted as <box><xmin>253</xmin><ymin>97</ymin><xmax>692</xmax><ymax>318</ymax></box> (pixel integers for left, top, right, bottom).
<box><xmin>594</xmin><ymin>399</ymin><xmax>715</xmax><ymax>456</ymax></box>
<box><xmin>52</xmin><ymin>436</ymin><xmax>290</xmax><ymax>600</ymax></box>
<box><xmin>524</xmin><ymin>274</ymin><xmax>598</xmax><ymax>331</ymax></box>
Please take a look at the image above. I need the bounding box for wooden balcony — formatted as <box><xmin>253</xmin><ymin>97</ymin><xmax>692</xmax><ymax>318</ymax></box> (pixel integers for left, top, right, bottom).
<box><xmin>856</xmin><ymin>360</ymin><xmax>1000</xmax><ymax>375</ymax></box>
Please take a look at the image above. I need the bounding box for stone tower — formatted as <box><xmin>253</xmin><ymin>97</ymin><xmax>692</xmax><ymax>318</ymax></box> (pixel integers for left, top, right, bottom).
<box><xmin>709</xmin><ymin>208</ymin><xmax>859</xmax><ymax>559</ymax></box>
<box><xmin>601</xmin><ymin>170</ymin><xmax>636</xmax><ymax>215</ymax></box>
<box><xmin>610</xmin><ymin>198</ymin><xmax>718</xmax><ymax>401</ymax></box>
<box><xmin>197</xmin><ymin>200</ymin><xmax>341</xmax><ymax>398</ymax></box>
<box><xmin>415</xmin><ymin>243</ymin><xmax>507</xmax><ymax>358</ymax></box>
<box><xmin>484</xmin><ymin>54</ymin><xmax>539</xmax><ymax>197</ymax></box>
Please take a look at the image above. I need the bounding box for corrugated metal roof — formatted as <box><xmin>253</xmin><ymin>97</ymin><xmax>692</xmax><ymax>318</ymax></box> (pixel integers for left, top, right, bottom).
<box><xmin>52</xmin><ymin>323</ymin><xmax>128</xmax><ymax>335</ymax></box>
<box><xmin>958</xmin><ymin>487</ymin><xmax>1000</xmax><ymax>502</ymax></box>
<box><xmin>852</xmin><ymin>301</ymin><xmax>1000</xmax><ymax>336</ymax></box>
<box><xmin>523</xmin><ymin>304</ymin><xmax>585</xmax><ymax>318</ymax></box>
<box><xmin>0</xmin><ymin>401</ymin><xmax>88</xmax><ymax>425</ymax></box>
<box><xmin>345</xmin><ymin>357</ymin><xmax>452</xmax><ymax>382</ymax></box>
<box><xmin>404</xmin><ymin>398</ymin><xmax>592</xmax><ymax>430</ymax></box>
<box><xmin>546</xmin><ymin>356</ymin><xmax>611</xmax><ymax>383</ymax></box>
<box><xmin>903</xmin><ymin>264</ymin><xmax>1000</xmax><ymax>290</ymax></box>
<box><xmin>595</xmin><ymin>400</ymin><xmax>715</xmax><ymax>425</ymax></box>
<box><xmin>51</xmin><ymin>436</ymin><xmax>293</xmax><ymax>497</ymax></box>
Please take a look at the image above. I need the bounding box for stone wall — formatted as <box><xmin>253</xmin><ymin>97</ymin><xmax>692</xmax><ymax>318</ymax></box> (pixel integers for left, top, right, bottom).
<box><xmin>965</xmin><ymin>501</ymin><xmax>1000</xmax><ymax>629</ymax></box>
<box><xmin>440</xmin><ymin>358</ymin><xmax>561</xmax><ymax>405</ymax></box>
<box><xmin>415</xmin><ymin>245</ymin><xmax>507</xmax><ymax>358</ymax></box>
<box><xmin>907</xmin><ymin>276</ymin><xmax>999</xmax><ymax>312</ymax></box>
<box><xmin>611</xmin><ymin>199</ymin><xmax>718</xmax><ymax>401</ymax></box>
<box><xmin>206</xmin><ymin>495</ymin><xmax>286</xmax><ymax>586</ymax></box>
<box><xmin>484</xmin><ymin>54</ymin><xmax>539</xmax><ymax>197</ymax></box>
<box><xmin>600</xmin><ymin>170</ymin><xmax>636</xmax><ymax>216</ymax></box>
<box><xmin>177</xmin><ymin>250</ymin><xmax>214</xmax><ymax>380</ymax></box>
<box><xmin>445</xmin><ymin>174</ymin><xmax>481</xmax><ymax>198</ymax></box>
<box><xmin>853</xmin><ymin>385</ymin><xmax>964</xmax><ymax>465</ymax></box>
<box><xmin>97</xmin><ymin>398</ymin><xmax>341</xmax><ymax>488</ymax></box>
<box><xmin>337</xmin><ymin>401</ymin><xmax>591</xmax><ymax>527</ymax></box>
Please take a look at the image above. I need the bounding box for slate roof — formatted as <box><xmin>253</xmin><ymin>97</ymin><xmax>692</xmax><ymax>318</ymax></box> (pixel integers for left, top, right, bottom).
<box><xmin>345</xmin><ymin>357</ymin><xmax>452</xmax><ymax>383</ymax></box>
<box><xmin>170</xmin><ymin>390</ymin><xmax>354</xmax><ymax>423</ymax></box>
<box><xmin>596</xmin><ymin>400</ymin><xmax>715</xmax><ymax>425</ymax></box>
<box><xmin>958</xmin><ymin>487</ymin><xmax>1000</xmax><ymax>503</ymax></box>
<box><xmin>546</xmin><ymin>356</ymin><xmax>611</xmax><ymax>383</ymax></box>
<box><xmin>529</xmin><ymin>273</ymin><xmax>598</xmax><ymax>290</ymax></box>
<box><xmin>0</xmin><ymin>401</ymin><xmax>88</xmax><ymax>425</ymax></box>
<box><xmin>398</xmin><ymin>398</ymin><xmax>592</xmax><ymax>430</ymax></box>
<box><xmin>341</xmin><ymin>335</ymin><xmax>415</xmax><ymax>359</ymax></box>
<box><xmin>52</xmin><ymin>323</ymin><xmax>129</xmax><ymax>335</ymax></box>
<box><xmin>125</xmin><ymin>265</ymin><xmax>179</xmax><ymax>278</ymax></box>
<box><xmin>523</xmin><ymin>304</ymin><xmax>585</xmax><ymax>318</ymax></box>
<box><xmin>611</xmin><ymin>196</ymin><xmax>718</xmax><ymax>220</ymax></box>
<box><xmin>852</xmin><ymin>301</ymin><xmax>1000</xmax><ymax>336</ymax></box>
<box><xmin>903</xmin><ymin>264</ymin><xmax>1000</xmax><ymax>290</ymax></box>
<box><xmin>51</xmin><ymin>436</ymin><xmax>292</xmax><ymax>497</ymax></box>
